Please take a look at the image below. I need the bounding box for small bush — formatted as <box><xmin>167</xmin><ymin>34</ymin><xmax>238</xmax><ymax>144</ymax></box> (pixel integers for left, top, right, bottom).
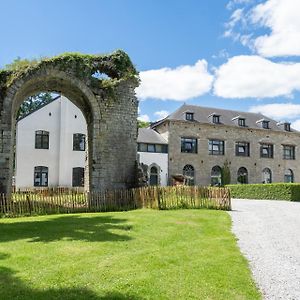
<box><xmin>227</xmin><ymin>183</ymin><xmax>300</xmax><ymax>201</ymax></box>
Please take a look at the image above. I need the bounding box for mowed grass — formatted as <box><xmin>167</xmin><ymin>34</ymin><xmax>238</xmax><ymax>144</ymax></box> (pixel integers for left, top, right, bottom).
<box><xmin>0</xmin><ymin>209</ymin><xmax>260</xmax><ymax>300</ymax></box>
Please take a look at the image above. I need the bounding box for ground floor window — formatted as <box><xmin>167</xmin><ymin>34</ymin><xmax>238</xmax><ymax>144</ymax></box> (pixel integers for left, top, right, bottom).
<box><xmin>211</xmin><ymin>166</ymin><xmax>222</xmax><ymax>186</ymax></box>
<box><xmin>237</xmin><ymin>167</ymin><xmax>248</xmax><ymax>184</ymax></box>
<box><xmin>72</xmin><ymin>167</ymin><xmax>84</xmax><ymax>187</ymax></box>
<box><xmin>284</xmin><ymin>169</ymin><xmax>294</xmax><ymax>183</ymax></box>
<box><xmin>262</xmin><ymin>168</ymin><xmax>272</xmax><ymax>183</ymax></box>
<box><xmin>183</xmin><ymin>164</ymin><xmax>195</xmax><ymax>185</ymax></box>
<box><xmin>149</xmin><ymin>166</ymin><xmax>159</xmax><ymax>185</ymax></box>
<box><xmin>34</xmin><ymin>166</ymin><xmax>48</xmax><ymax>186</ymax></box>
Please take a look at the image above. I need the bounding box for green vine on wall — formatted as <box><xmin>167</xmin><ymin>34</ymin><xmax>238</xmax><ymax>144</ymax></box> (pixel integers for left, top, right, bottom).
<box><xmin>0</xmin><ymin>50</ymin><xmax>139</xmax><ymax>99</ymax></box>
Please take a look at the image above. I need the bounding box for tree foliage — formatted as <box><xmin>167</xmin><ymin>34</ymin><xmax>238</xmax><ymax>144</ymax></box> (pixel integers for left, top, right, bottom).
<box><xmin>221</xmin><ymin>160</ymin><xmax>231</xmax><ymax>185</ymax></box>
<box><xmin>138</xmin><ymin>120</ymin><xmax>150</xmax><ymax>128</ymax></box>
<box><xmin>17</xmin><ymin>92</ymin><xmax>55</xmax><ymax>119</ymax></box>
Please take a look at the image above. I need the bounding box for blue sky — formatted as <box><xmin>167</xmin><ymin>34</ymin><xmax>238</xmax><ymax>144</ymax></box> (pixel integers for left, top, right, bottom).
<box><xmin>1</xmin><ymin>0</ymin><xmax>300</xmax><ymax>127</ymax></box>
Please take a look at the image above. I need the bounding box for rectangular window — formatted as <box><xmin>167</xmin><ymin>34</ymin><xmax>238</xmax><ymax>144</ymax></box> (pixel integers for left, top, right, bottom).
<box><xmin>208</xmin><ymin>139</ymin><xmax>224</xmax><ymax>155</ymax></box>
<box><xmin>212</xmin><ymin>115</ymin><xmax>220</xmax><ymax>124</ymax></box>
<box><xmin>137</xmin><ymin>143</ymin><xmax>147</xmax><ymax>152</ymax></box>
<box><xmin>34</xmin><ymin>166</ymin><xmax>48</xmax><ymax>187</ymax></box>
<box><xmin>284</xmin><ymin>123</ymin><xmax>291</xmax><ymax>131</ymax></box>
<box><xmin>260</xmin><ymin>143</ymin><xmax>273</xmax><ymax>158</ymax></box>
<box><xmin>181</xmin><ymin>137</ymin><xmax>197</xmax><ymax>153</ymax></box>
<box><xmin>72</xmin><ymin>167</ymin><xmax>84</xmax><ymax>187</ymax></box>
<box><xmin>35</xmin><ymin>130</ymin><xmax>49</xmax><ymax>149</ymax></box>
<box><xmin>236</xmin><ymin>142</ymin><xmax>250</xmax><ymax>156</ymax></box>
<box><xmin>147</xmin><ymin>144</ymin><xmax>155</xmax><ymax>152</ymax></box>
<box><xmin>262</xmin><ymin>121</ymin><xmax>269</xmax><ymax>129</ymax></box>
<box><xmin>238</xmin><ymin>118</ymin><xmax>246</xmax><ymax>127</ymax></box>
<box><xmin>283</xmin><ymin>145</ymin><xmax>295</xmax><ymax>160</ymax></box>
<box><xmin>73</xmin><ymin>133</ymin><xmax>86</xmax><ymax>151</ymax></box>
<box><xmin>138</xmin><ymin>143</ymin><xmax>168</xmax><ymax>153</ymax></box>
<box><xmin>185</xmin><ymin>112</ymin><xmax>194</xmax><ymax>121</ymax></box>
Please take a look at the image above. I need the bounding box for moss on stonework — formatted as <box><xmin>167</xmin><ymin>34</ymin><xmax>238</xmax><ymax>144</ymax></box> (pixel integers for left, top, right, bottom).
<box><xmin>0</xmin><ymin>50</ymin><xmax>138</xmax><ymax>94</ymax></box>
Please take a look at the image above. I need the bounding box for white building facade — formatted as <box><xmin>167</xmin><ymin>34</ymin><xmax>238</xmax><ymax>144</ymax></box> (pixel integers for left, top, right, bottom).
<box><xmin>137</xmin><ymin>128</ymin><xmax>169</xmax><ymax>186</ymax></box>
<box><xmin>15</xmin><ymin>96</ymin><xmax>87</xmax><ymax>190</ymax></box>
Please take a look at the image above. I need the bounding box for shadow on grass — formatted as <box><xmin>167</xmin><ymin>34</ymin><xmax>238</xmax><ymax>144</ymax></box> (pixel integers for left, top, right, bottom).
<box><xmin>0</xmin><ymin>215</ymin><xmax>133</xmax><ymax>243</ymax></box>
<box><xmin>0</xmin><ymin>253</ymin><xmax>143</xmax><ymax>299</ymax></box>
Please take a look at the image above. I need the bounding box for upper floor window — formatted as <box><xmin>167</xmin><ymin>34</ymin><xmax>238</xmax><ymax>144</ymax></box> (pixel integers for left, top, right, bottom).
<box><xmin>35</xmin><ymin>130</ymin><xmax>49</xmax><ymax>149</ymax></box>
<box><xmin>262</xmin><ymin>121</ymin><xmax>270</xmax><ymax>129</ymax></box>
<box><xmin>212</xmin><ymin>115</ymin><xmax>220</xmax><ymax>124</ymax></box>
<box><xmin>238</xmin><ymin>118</ymin><xmax>246</xmax><ymax>127</ymax></box>
<box><xmin>260</xmin><ymin>143</ymin><xmax>273</xmax><ymax>158</ymax></box>
<box><xmin>283</xmin><ymin>145</ymin><xmax>295</xmax><ymax>160</ymax></box>
<box><xmin>73</xmin><ymin>133</ymin><xmax>86</xmax><ymax>151</ymax></box>
<box><xmin>284</xmin><ymin>123</ymin><xmax>291</xmax><ymax>131</ymax></box>
<box><xmin>185</xmin><ymin>112</ymin><xmax>194</xmax><ymax>121</ymax></box>
<box><xmin>236</xmin><ymin>141</ymin><xmax>250</xmax><ymax>156</ymax></box>
<box><xmin>208</xmin><ymin>139</ymin><xmax>224</xmax><ymax>155</ymax></box>
<box><xmin>181</xmin><ymin>137</ymin><xmax>197</xmax><ymax>153</ymax></box>
<box><xmin>34</xmin><ymin>166</ymin><xmax>48</xmax><ymax>187</ymax></box>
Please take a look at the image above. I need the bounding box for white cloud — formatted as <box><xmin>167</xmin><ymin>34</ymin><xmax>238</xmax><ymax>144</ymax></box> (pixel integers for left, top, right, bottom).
<box><xmin>214</xmin><ymin>55</ymin><xmax>300</xmax><ymax>98</ymax></box>
<box><xmin>154</xmin><ymin>110</ymin><xmax>169</xmax><ymax>120</ymax></box>
<box><xmin>138</xmin><ymin>114</ymin><xmax>150</xmax><ymax>122</ymax></box>
<box><xmin>249</xmin><ymin>103</ymin><xmax>300</xmax><ymax>120</ymax></box>
<box><xmin>136</xmin><ymin>60</ymin><xmax>213</xmax><ymax>101</ymax></box>
<box><xmin>250</xmin><ymin>0</ymin><xmax>300</xmax><ymax>57</ymax></box>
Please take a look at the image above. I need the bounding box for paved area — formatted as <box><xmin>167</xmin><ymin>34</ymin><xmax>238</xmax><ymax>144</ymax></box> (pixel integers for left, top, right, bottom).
<box><xmin>229</xmin><ymin>199</ymin><xmax>300</xmax><ymax>300</ymax></box>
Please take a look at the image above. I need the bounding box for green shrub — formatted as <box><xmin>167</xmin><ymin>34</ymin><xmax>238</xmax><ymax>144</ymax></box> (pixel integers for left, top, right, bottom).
<box><xmin>227</xmin><ymin>183</ymin><xmax>300</xmax><ymax>201</ymax></box>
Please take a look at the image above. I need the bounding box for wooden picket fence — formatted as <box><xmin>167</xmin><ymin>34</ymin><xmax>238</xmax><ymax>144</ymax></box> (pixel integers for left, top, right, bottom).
<box><xmin>0</xmin><ymin>186</ymin><xmax>231</xmax><ymax>217</ymax></box>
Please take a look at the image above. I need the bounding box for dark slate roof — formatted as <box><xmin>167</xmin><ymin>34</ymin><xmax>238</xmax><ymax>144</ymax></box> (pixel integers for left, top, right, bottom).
<box><xmin>137</xmin><ymin>128</ymin><xmax>168</xmax><ymax>144</ymax></box>
<box><xmin>152</xmin><ymin>104</ymin><xmax>298</xmax><ymax>133</ymax></box>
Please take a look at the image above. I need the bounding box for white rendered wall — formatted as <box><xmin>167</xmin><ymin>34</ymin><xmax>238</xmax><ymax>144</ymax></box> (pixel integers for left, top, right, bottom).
<box><xmin>138</xmin><ymin>152</ymin><xmax>168</xmax><ymax>186</ymax></box>
<box><xmin>15</xmin><ymin>96</ymin><xmax>87</xmax><ymax>189</ymax></box>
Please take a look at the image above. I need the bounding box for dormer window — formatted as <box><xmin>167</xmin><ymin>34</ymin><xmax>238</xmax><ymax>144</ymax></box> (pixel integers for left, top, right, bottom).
<box><xmin>238</xmin><ymin>118</ymin><xmax>246</xmax><ymax>127</ymax></box>
<box><xmin>284</xmin><ymin>123</ymin><xmax>291</xmax><ymax>131</ymax></box>
<box><xmin>185</xmin><ymin>112</ymin><xmax>194</xmax><ymax>121</ymax></box>
<box><xmin>212</xmin><ymin>115</ymin><xmax>220</xmax><ymax>124</ymax></box>
<box><xmin>256</xmin><ymin>119</ymin><xmax>270</xmax><ymax>129</ymax></box>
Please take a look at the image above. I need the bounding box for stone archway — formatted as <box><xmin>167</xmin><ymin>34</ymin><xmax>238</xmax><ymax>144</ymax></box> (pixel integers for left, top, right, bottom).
<box><xmin>0</xmin><ymin>50</ymin><xmax>139</xmax><ymax>195</ymax></box>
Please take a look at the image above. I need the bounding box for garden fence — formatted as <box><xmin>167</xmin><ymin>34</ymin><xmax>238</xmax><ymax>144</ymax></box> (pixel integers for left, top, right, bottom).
<box><xmin>0</xmin><ymin>186</ymin><xmax>231</xmax><ymax>217</ymax></box>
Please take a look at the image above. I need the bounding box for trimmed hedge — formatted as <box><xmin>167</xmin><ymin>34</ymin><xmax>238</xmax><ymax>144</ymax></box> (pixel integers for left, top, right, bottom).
<box><xmin>227</xmin><ymin>183</ymin><xmax>300</xmax><ymax>201</ymax></box>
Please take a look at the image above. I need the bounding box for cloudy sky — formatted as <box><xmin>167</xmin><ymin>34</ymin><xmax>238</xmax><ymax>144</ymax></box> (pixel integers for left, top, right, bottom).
<box><xmin>1</xmin><ymin>0</ymin><xmax>300</xmax><ymax>128</ymax></box>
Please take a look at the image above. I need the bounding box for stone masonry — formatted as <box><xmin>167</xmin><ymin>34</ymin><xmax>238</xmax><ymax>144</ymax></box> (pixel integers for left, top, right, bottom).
<box><xmin>153</xmin><ymin>106</ymin><xmax>300</xmax><ymax>185</ymax></box>
<box><xmin>0</xmin><ymin>51</ymin><xmax>139</xmax><ymax>195</ymax></box>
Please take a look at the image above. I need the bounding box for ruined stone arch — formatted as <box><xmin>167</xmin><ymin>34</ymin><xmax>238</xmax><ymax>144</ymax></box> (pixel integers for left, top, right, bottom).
<box><xmin>0</xmin><ymin>50</ymin><xmax>139</xmax><ymax>195</ymax></box>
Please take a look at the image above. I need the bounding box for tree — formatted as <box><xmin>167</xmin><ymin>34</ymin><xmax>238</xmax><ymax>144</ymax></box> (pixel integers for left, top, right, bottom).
<box><xmin>221</xmin><ymin>160</ymin><xmax>231</xmax><ymax>185</ymax></box>
<box><xmin>17</xmin><ymin>92</ymin><xmax>55</xmax><ymax>119</ymax></box>
<box><xmin>138</xmin><ymin>120</ymin><xmax>150</xmax><ymax>128</ymax></box>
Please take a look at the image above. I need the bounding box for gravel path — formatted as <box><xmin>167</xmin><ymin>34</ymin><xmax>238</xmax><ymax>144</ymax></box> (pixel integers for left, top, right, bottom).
<box><xmin>229</xmin><ymin>199</ymin><xmax>300</xmax><ymax>300</ymax></box>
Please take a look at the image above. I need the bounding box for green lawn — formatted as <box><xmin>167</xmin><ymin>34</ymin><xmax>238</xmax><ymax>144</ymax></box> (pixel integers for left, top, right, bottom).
<box><xmin>0</xmin><ymin>209</ymin><xmax>260</xmax><ymax>300</ymax></box>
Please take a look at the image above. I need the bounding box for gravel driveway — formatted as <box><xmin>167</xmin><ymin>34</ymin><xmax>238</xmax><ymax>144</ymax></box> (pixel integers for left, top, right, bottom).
<box><xmin>229</xmin><ymin>199</ymin><xmax>300</xmax><ymax>300</ymax></box>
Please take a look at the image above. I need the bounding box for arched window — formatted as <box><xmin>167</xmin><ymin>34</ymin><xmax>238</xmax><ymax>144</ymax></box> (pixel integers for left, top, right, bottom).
<box><xmin>149</xmin><ymin>166</ymin><xmax>158</xmax><ymax>186</ymax></box>
<box><xmin>72</xmin><ymin>167</ymin><xmax>84</xmax><ymax>187</ymax></box>
<box><xmin>211</xmin><ymin>166</ymin><xmax>222</xmax><ymax>186</ymax></box>
<box><xmin>262</xmin><ymin>168</ymin><xmax>272</xmax><ymax>183</ymax></box>
<box><xmin>183</xmin><ymin>164</ymin><xmax>195</xmax><ymax>185</ymax></box>
<box><xmin>34</xmin><ymin>166</ymin><xmax>48</xmax><ymax>186</ymax></box>
<box><xmin>237</xmin><ymin>167</ymin><xmax>248</xmax><ymax>184</ymax></box>
<box><xmin>284</xmin><ymin>169</ymin><xmax>294</xmax><ymax>183</ymax></box>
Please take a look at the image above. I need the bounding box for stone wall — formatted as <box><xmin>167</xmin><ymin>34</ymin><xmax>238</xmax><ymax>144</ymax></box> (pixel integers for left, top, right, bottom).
<box><xmin>156</xmin><ymin>120</ymin><xmax>300</xmax><ymax>185</ymax></box>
